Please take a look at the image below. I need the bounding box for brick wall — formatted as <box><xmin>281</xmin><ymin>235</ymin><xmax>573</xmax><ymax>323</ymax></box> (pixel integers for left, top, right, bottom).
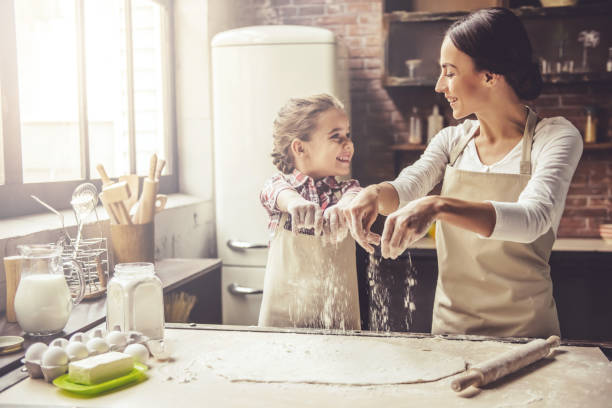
<box><xmin>236</xmin><ymin>0</ymin><xmax>612</xmax><ymax>238</ymax></box>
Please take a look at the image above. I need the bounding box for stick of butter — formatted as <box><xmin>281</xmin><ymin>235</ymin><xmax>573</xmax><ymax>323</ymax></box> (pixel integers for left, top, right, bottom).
<box><xmin>68</xmin><ymin>351</ymin><xmax>134</xmax><ymax>385</ymax></box>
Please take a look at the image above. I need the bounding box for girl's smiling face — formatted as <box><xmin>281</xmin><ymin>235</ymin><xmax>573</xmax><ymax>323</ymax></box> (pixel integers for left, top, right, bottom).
<box><xmin>299</xmin><ymin>108</ymin><xmax>353</xmax><ymax>179</ymax></box>
<box><xmin>435</xmin><ymin>36</ymin><xmax>490</xmax><ymax>119</ymax></box>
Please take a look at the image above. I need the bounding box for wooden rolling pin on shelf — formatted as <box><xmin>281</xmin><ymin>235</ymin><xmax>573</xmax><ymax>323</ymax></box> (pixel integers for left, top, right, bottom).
<box><xmin>451</xmin><ymin>335</ymin><xmax>561</xmax><ymax>392</ymax></box>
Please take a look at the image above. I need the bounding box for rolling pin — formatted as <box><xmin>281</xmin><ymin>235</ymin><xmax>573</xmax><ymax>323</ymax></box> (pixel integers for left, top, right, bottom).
<box><xmin>134</xmin><ymin>154</ymin><xmax>158</xmax><ymax>224</ymax></box>
<box><xmin>451</xmin><ymin>335</ymin><xmax>561</xmax><ymax>392</ymax></box>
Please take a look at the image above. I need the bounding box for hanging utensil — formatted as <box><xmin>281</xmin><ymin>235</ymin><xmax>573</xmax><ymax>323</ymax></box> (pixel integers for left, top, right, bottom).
<box><xmin>30</xmin><ymin>195</ymin><xmax>71</xmax><ymax>247</ymax></box>
<box><xmin>71</xmin><ymin>183</ymin><xmax>99</xmax><ymax>255</ymax></box>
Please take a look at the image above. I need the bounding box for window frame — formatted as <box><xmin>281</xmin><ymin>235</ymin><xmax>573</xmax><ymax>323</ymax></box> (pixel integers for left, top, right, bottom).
<box><xmin>0</xmin><ymin>0</ymin><xmax>177</xmax><ymax>219</ymax></box>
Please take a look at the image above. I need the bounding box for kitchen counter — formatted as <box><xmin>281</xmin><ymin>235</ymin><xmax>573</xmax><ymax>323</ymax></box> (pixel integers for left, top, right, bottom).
<box><xmin>0</xmin><ymin>258</ymin><xmax>221</xmax><ymax>377</ymax></box>
<box><xmin>0</xmin><ymin>325</ymin><xmax>611</xmax><ymax>407</ymax></box>
<box><xmin>411</xmin><ymin>236</ymin><xmax>612</xmax><ymax>252</ymax></box>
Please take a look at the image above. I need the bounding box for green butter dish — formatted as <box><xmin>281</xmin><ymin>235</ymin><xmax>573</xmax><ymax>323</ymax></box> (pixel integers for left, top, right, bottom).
<box><xmin>52</xmin><ymin>362</ymin><xmax>148</xmax><ymax>396</ymax></box>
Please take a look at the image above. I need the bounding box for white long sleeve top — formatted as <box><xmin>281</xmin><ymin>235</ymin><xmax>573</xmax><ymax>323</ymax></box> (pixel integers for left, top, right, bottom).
<box><xmin>388</xmin><ymin>117</ymin><xmax>583</xmax><ymax>243</ymax></box>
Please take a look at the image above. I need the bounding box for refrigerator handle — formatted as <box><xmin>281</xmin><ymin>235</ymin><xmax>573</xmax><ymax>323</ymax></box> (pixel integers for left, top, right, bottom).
<box><xmin>227</xmin><ymin>239</ymin><xmax>268</xmax><ymax>251</ymax></box>
<box><xmin>228</xmin><ymin>283</ymin><xmax>263</xmax><ymax>296</ymax></box>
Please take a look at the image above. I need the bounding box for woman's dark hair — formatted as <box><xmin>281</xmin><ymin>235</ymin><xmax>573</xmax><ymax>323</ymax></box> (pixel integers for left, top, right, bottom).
<box><xmin>446</xmin><ymin>7</ymin><xmax>542</xmax><ymax>100</ymax></box>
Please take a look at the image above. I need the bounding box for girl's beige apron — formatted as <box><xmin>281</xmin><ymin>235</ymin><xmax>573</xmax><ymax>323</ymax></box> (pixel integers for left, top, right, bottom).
<box><xmin>258</xmin><ymin>213</ymin><xmax>361</xmax><ymax>330</ymax></box>
<box><xmin>433</xmin><ymin>107</ymin><xmax>561</xmax><ymax>337</ymax></box>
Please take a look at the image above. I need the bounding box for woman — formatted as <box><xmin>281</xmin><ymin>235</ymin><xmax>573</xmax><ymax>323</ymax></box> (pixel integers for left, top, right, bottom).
<box><xmin>345</xmin><ymin>8</ymin><xmax>582</xmax><ymax>337</ymax></box>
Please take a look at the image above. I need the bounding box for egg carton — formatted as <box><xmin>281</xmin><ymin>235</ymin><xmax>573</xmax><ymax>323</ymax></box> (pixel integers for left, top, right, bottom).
<box><xmin>21</xmin><ymin>327</ymin><xmax>150</xmax><ymax>382</ymax></box>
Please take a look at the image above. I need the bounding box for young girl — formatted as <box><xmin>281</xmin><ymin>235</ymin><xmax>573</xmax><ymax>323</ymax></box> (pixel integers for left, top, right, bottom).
<box><xmin>258</xmin><ymin>94</ymin><xmax>365</xmax><ymax>330</ymax></box>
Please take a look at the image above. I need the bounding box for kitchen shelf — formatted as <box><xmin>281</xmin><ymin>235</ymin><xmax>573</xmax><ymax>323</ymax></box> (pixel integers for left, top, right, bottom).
<box><xmin>385</xmin><ymin>3</ymin><xmax>612</xmax><ymax>23</ymax></box>
<box><xmin>583</xmin><ymin>142</ymin><xmax>612</xmax><ymax>150</ymax></box>
<box><xmin>385</xmin><ymin>72</ymin><xmax>612</xmax><ymax>88</ymax></box>
<box><xmin>390</xmin><ymin>143</ymin><xmax>427</xmax><ymax>151</ymax></box>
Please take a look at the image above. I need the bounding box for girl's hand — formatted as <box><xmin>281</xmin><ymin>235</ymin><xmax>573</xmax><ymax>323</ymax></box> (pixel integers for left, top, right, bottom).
<box><xmin>381</xmin><ymin>196</ymin><xmax>438</xmax><ymax>259</ymax></box>
<box><xmin>343</xmin><ymin>186</ymin><xmax>382</xmax><ymax>253</ymax></box>
<box><xmin>321</xmin><ymin>204</ymin><xmax>349</xmax><ymax>245</ymax></box>
<box><xmin>286</xmin><ymin>197</ymin><xmax>323</xmax><ymax>236</ymax></box>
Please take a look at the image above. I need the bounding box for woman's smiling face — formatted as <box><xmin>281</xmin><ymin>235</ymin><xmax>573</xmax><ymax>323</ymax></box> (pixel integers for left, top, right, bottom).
<box><xmin>435</xmin><ymin>36</ymin><xmax>489</xmax><ymax>119</ymax></box>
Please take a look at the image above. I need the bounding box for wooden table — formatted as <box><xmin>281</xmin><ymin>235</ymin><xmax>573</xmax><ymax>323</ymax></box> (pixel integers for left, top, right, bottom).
<box><xmin>1</xmin><ymin>325</ymin><xmax>611</xmax><ymax>407</ymax></box>
<box><xmin>0</xmin><ymin>258</ymin><xmax>221</xmax><ymax>377</ymax></box>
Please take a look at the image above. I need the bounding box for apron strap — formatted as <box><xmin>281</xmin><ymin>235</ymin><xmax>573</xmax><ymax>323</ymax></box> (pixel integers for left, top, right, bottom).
<box><xmin>449</xmin><ymin>123</ymin><xmax>478</xmax><ymax>166</ymax></box>
<box><xmin>449</xmin><ymin>106</ymin><xmax>538</xmax><ymax>175</ymax></box>
<box><xmin>520</xmin><ymin>106</ymin><xmax>538</xmax><ymax>175</ymax></box>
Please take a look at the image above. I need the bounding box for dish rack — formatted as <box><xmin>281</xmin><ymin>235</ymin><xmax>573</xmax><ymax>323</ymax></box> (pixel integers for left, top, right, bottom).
<box><xmin>61</xmin><ymin>237</ymin><xmax>109</xmax><ymax>300</ymax></box>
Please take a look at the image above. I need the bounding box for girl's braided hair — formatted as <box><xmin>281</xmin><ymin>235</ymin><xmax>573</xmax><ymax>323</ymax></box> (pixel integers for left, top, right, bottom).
<box><xmin>271</xmin><ymin>94</ymin><xmax>345</xmax><ymax>173</ymax></box>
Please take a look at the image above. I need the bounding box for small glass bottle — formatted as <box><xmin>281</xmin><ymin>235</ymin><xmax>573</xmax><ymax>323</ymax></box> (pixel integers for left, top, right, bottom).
<box><xmin>584</xmin><ymin>106</ymin><xmax>597</xmax><ymax>144</ymax></box>
<box><xmin>408</xmin><ymin>107</ymin><xmax>423</xmax><ymax>144</ymax></box>
<box><xmin>427</xmin><ymin>105</ymin><xmax>444</xmax><ymax>144</ymax></box>
<box><xmin>607</xmin><ymin>47</ymin><xmax>612</xmax><ymax>72</ymax></box>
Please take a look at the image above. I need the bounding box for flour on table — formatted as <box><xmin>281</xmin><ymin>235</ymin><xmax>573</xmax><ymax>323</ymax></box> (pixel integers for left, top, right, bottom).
<box><xmin>205</xmin><ymin>335</ymin><xmax>466</xmax><ymax>386</ymax></box>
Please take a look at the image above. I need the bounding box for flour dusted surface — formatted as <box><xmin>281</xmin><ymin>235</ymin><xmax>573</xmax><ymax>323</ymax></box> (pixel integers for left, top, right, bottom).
<box><xmin>205</xmin><ymin>334</ymin><xmax>466</xmax><ymax>385</ymax></box>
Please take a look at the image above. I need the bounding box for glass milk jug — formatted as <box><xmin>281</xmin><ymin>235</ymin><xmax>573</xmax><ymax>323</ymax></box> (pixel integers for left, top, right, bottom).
<box><xmin>14</xmin><ymin>244</ymin><xmax>85</xmax><ymax>336</ymax></box>
<box><xmin>106</xmin><ymin>262</ymin><xmax>164</xmax><ymax>339</ymax></box>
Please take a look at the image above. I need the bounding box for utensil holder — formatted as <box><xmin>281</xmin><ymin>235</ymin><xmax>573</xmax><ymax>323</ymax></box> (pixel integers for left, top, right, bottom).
<box><xmin>110</xmin><ymin>222</ymin><xmax>154</xmax><ymax>264</ymax></box>
<box><xmin>61</xmin><ymin>237</ymin><xmax>109</xmax><ymax>300</ymax></box>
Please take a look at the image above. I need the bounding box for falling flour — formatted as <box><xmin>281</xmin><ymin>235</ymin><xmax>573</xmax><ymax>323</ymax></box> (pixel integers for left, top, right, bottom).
<box><xmin>368</xmin><ymin>251</ymin><xmax>418</xmax><ymax>332</ymax></box>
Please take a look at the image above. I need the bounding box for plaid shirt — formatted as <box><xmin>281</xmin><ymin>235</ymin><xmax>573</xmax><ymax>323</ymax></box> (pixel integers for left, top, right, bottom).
<box><xmin>260</xmin><ymin>169</ymin><xmax>362</xmax><ymax>235</ymax></box>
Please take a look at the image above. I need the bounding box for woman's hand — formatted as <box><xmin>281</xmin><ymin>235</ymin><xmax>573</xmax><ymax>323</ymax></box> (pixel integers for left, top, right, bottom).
<box><xmin>321</xmin><ymin>204</ymin><xmax>349</xmax><ymax>245</ymax></box>
<box><xmin>343</xmin><ymin>186</ymin><xmax>382</xmax><ymax>253</ymax></box>
<box><xmin>286</xmin><ymin>197</ymin><xmax>323</xmax><ymax>236</ymax></box>
<box><xmin>381</xmin><ymin>196</ymin><xmax>439</xmax><ymax>259</ymax></box>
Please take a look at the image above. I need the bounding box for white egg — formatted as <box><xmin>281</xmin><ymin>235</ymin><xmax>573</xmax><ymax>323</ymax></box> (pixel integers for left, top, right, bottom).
<box><xmin>69</xmin><ymin>332</ymin><xmax>89</xmax><ymax>344</ymax></box>
<box><xmin>124</xmin><ymin>343</ymin><xmax>149</xmax><ymax>364</ymax></box>
<box><xmin>25</xmin><ymin>342</ymin><xmax>48</xmax><ymax>361</ymax></box>
<box><xmin>50</xmin><ymin>338</ymin><xmax>69</xmax><ymax>349</ymax></box>
<box><xmin>106</xmin><ymin>331</ymin><xmax>127</xmax><ymax>349</ymax></box>
<box><xmin>42</xmin><ymin>346</ymin><xmax>69</xmax><ymax>366</ymax></box>
<box><xmin>86</xmin><ymin>337</ymin><xmax>109</xmax><ymax>355</ymax></box>
<box><xmin>91</xmin><ymin>328</ymin><xmax>105</xmax><ymax>338</ymax></box>
<box><xmin>66</xmin><ymin>341</ymin><xmax>89</xmax><ymax>361</ymax></box>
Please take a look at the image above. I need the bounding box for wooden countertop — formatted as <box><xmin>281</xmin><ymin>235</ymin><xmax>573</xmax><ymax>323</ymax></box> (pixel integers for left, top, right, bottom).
<box><xmin>0</xmin><ymin>258</ymin><xmax>221</xmax><ymax>377</ymax></box>
<box><xmin>1</xmin><ymin>325</ymin><xmax>611</xmax><ymax>407</ymax></box>
<box><xmin>411</xmin><ymin>236</ymin><xmax>612</xmax><ymax>252</ymax></box>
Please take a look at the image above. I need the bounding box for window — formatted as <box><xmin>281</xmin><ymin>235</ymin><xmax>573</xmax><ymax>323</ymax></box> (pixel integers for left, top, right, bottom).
<box><xmin>0</xmin><ymin>0</ymin><xmax>176</xmax><ymax>218</ymax></box>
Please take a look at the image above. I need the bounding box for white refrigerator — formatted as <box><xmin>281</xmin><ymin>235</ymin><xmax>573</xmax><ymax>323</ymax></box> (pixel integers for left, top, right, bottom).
<box><xmin>211</xmin><ymin>25</ymin><xmax>349</xmax><ymax>325</ymax></box>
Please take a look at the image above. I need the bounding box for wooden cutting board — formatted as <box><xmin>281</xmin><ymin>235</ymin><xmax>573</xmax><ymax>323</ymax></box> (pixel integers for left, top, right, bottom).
<box><xmin>1</xmin><ymin>326</ymin><xmax>611</xmax><ymax>407</ymax></box>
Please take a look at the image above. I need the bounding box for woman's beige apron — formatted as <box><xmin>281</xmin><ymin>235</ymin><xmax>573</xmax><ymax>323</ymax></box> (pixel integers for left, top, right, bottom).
<box><xmin>433</xmin><ymin>107</ymin><xmax>561</xmax><ymax>337</ymax></box>
<box><xmin>258</xmin><ymin>213</ymin><xmax>361</xmax><ymax>330</ymax></box>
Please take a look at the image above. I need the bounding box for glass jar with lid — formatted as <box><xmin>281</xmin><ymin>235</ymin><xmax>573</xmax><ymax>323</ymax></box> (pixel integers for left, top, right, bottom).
<box><xmin>106</xmin><ymin>262</ymin><xmax>164</xmax><ymax>339</ymax></box>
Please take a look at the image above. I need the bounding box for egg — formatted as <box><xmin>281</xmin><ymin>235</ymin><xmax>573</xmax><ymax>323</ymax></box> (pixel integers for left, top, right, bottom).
<box><xmin>69</xmin><ymin>332</ymin><xmax>89</xmax><ymax>344</ymax></box>
<box><xmin>25</xmin><ymin>342</ymin><xmax>48</xmax><ymax>362</ymax></box>
<box><xmin>86</xmin><ymin>337</ymin><xmax>110</xmax><ymax>355</ymax></box>
<box><xmin>124</xmin><ymin>343</ymin><xmax>149</xmax><ymax>364</ymax></box>
<box><xmin>106</xmin><ymin>331</ymin><xmax>127</xmax><ymax>350</ymax></box>
<box><xmin>42</xmin><ymin>346</ymin><xmax>69</xmax><ymax>366</ymax></box>
<box><xmin>50</xmin><ymin>338</ymin><xmax>69</xmax><ymax>349</ymax></box>
<box><xmin>91</xmin><ymin>328</ymin><xmax>105</xmax><ymax>338</ymax></box>
<box><xmin>65</xmin><ymin>341</ymin><xmax>89</xmax><ymax>361</ymax></box>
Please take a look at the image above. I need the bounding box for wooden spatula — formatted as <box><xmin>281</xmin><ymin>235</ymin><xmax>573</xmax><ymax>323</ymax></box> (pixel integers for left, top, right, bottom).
<box><xmin>102</xmin><ymin>181</ymin><xmax>132</xmax><ymax>225</ymax></box>
<box><xmin>119</xmin><ymin>174</ymin><xmax>139</xmax><ymax>212</ymax></box>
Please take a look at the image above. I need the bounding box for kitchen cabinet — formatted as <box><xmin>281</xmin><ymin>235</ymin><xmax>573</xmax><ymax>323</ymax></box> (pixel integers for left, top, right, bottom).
<box><xmin>383</xmin><ymin>3</ymin><xmax>612</xmax><ymax>88</ymax></box>
<box><xmin>357</xmin><ymin>242</ymin><xmax>612</xmax><ymax>342</ymax></box>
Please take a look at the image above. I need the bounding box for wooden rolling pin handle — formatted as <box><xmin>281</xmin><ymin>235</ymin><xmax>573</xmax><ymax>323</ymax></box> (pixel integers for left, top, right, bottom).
<box><xmin>96</xmin><ymin>164</ymin><xmax>113</xmax><ymax>187</ymax></box>
<box><xmin>451</xmin><ymin>370</ymin><xmax>484</xmax><ymax>392</ymax></box>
